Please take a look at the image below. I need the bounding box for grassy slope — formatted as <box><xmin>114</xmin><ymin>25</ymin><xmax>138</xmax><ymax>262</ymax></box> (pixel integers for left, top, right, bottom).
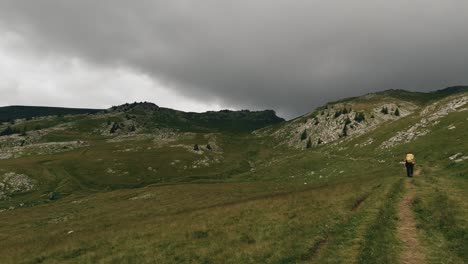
<box><xmin>0</xmin><ymin>90</ymin><xmax>466</xmax><ymax>263</ymax></box>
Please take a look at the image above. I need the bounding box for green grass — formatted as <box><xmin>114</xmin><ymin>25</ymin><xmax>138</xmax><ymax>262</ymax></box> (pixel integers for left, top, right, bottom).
<box><xmin>0</xmin><ymin>90</ymin><xmax>466</xmax><ymax>263</ymax></box>
<box><xmin>0</xmin><ymin>170</ymin><xmax>400</xmax><ymax>263</ymax></box>
<box><xmin>357</xmin><ymin>179</ymin><xmax>403</xmax><ymax>264</ymax></box>
<box><xmin>412</xmin><ymin>171</ymin><xmax>468</xmax><ymax>263</ymax></box>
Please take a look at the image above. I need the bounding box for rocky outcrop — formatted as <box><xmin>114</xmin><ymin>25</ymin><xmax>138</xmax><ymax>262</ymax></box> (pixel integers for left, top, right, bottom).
<box><xmin>380</xmin><ymin>95</ymin><xmax>468</xmax><ymax>149</ymax></box>
<box><xmin>259</xmin><ymin>97</ymin><xmax>418</xmax><ymax>149</ymax></box>
<box><xmin>0</xmin><ymin>140</ymin><xmax>88</xmax><ymax>160</ymax></box>
<box><xmin>0</xmin><ymin>172</ymin><xmax>35</xmax><ymax>200</ymax></box>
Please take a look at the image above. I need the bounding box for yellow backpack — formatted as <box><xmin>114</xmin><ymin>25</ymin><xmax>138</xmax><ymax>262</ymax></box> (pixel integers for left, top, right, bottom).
<box><xmin>405</xmin><ymin>153</ymin><xmax>415</xmax><ymax>164</ymax></box>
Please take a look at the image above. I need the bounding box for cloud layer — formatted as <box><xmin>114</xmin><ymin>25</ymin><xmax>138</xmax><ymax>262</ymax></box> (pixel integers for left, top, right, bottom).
<box><xmin>1</xmin><ymin>0</ymin><xmax>468</xmax><ymax>118</ymax></box>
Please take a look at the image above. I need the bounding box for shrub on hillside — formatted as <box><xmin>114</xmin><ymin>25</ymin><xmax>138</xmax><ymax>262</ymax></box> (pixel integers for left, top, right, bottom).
<box><xmin>342</xmin><ymin>124</ymin><xmax>348</xmax><ymax>137</ymax></box>
<box><xmin>354</xmin><ymin>112</ymin><xmax>365</xmax><ymax>123</ymax></box>
<box><xmin>0</xmin><ymin>126</ymin><xmax>19</xmax><ymax>136</ymax></box>
<box><xmin>381</xmin><ymin>107</ymin><xmax>389</xmax><ymax>115</ymax></box>
<box><xmin>109</xmin><ymin>123</ymin><xmax>121</xmax><ymax>134</ymax></box>
<box><xmin>334</xmin><ymin>110</ymin><xmax>342</xmax><ymax>118</ymax></box>
<box><xmin>345</xmin><ymin>117</ymin><xmax>352</xmax><ymax>125</ymax></box>
<box><xmin>300</xmin><ymin>130</ymin><xmax>308</xmax><ymax>141</ymax></box>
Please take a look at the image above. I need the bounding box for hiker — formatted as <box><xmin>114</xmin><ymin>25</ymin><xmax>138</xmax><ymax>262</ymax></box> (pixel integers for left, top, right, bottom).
<box><xmin>404</xmin><ymin>152</ymin><xmax>415</xmax><ymax>177</ymax></box>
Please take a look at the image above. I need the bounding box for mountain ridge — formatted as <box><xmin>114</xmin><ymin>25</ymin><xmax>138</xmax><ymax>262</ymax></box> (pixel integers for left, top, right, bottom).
<box><xmin>2</xmin><ymin>86</ymin><xmax>466</xmax><ymax>123</ymax></box>
<box><xmin>0</xmin><ymin>85</ymin><xmax>466</xmax><ymax>263</ymax></box>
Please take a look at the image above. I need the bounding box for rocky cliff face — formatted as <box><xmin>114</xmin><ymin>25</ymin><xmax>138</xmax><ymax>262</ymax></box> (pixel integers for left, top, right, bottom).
<box><xmin>258</xmin><ymin>93</ymin><xmax>419</xmax><ymax>149</ymax></box>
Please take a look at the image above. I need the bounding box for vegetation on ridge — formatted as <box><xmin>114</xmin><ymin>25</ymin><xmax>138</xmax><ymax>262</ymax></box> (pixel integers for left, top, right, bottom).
<box><xmin>0</xmin><ymin>86</ymin><xmax>466</xmax><ymax>263</ymax></box>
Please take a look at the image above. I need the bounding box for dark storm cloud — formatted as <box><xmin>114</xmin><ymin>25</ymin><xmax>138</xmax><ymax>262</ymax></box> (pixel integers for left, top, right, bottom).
<box><xmin>1</xmin><ymin>0</ymin><xmax>468</xmax><ymax>118</ymax></box>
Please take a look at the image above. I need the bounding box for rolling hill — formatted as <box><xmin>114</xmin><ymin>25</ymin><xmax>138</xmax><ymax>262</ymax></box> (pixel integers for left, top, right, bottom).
<box><xmin>0</xmin><ymin>86</ymin><xmax>466</xmax><ymax>263</ymax></box>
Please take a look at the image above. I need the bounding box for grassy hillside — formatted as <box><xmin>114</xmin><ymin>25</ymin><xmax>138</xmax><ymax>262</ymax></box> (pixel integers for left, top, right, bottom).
<box><xmin>0</xmin><ymin>87</ymin><xmax>466</xmax><ymax>263</ymax></box>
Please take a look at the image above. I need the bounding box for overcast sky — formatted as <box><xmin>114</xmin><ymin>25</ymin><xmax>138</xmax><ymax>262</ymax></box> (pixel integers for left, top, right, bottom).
<box><xmin>1</xmin><ymin>1</ymin><xmax>468</xmax><ymax>119</ymax></box>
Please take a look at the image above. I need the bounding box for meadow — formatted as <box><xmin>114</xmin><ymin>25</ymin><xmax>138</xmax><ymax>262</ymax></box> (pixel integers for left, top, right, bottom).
<box><xmin>0</xmin><ymin>90</ymin><xmax>466</xmax><ymax>263</ymax></box>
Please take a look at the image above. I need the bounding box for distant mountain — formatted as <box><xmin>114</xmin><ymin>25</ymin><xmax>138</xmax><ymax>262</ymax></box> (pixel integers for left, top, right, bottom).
<box><xmin>109</xmin><ymin>102</ymin><xmax>285</xmax><ymax>133</ymax></box>
<box><xmin>0</xmin><ymin>102</ymin><xmax>284</xmax><ymax>133</ymax></box>
<box><xmin>0</xmin><ymin>105</ymin><xmax>102</xmax><ymax>123</ymax></box>
<box><xmin>0</xmin><ymin>86</ymin><xmax>466</xmax><ymax>262</ymax></box>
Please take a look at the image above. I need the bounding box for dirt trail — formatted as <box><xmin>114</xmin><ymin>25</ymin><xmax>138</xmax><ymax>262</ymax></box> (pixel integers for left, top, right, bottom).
<box><xmin>397</xmin><ymin>171</ymin><xmax>426</xmax><ymax>264</ymax></box>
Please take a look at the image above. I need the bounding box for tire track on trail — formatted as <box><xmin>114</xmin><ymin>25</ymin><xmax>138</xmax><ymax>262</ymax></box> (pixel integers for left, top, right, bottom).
<box><xmin>397</xmin><ymin>171</ymin><xmax>426</xmax><ymax>264</ymax></box>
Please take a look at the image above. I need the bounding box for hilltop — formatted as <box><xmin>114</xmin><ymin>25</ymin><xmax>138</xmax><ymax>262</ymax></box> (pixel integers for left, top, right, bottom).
<box><xmin>0</xmin><ymin>86</ymin><xmax>466</xmax><ymax>263</ymax></box>
<box><xmin>0</xmin><ymin>105</ymin><xmax>102</xmax><ymax>123</ymax></box>
<box><xmin>108</xmin><ymin>101</ymin><xmax>284</xmax><ymax>132</ymax></box>
<box><xmin>259</xmin><ymin>86</ymin><xmax>468</xmax><ymax>149</ymax></box>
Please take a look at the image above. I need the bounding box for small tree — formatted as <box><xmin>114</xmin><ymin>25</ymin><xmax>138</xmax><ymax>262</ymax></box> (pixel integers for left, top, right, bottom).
<box><xmin>0</xmin><ymin>126</ymin><xmax>15</xmax><ymax>136</ymax></box>
<box><xmin>306</xmin><ymin>137</ymin><xmax>312</xmax><ymax>149</ymax></box>
<box><xmin>193</xmin><ymin>144</ymin><xmax>200</xmax><ymax>151</ymax></box>
<box><xmin>334</xmin><ymin>110</ymin><xmax>342</xmax><ymax>118</ymax></box>
<box><xmin>110</xmin><ymin>123</ymin><xmax>120</xmax><ymax>134</ymax></box>
<box><xmin>342</xmin><ymin>124</ymin><xmax>348</xmax><ymax>137</ymax></box>
<box><xmin>345</xmin><ymin>117</ymin><xmax>352</xmax><ymax>125</ymax></box>
<box><xmin>300</xmin><ymin>130</ymin><xmax>308</xmax><ymax>141</ymax></box>
<box><xmin>354</xmin><ymin>112</ymin><xmax>365</xmax><ymax>123</ymax></box>
<box><xmin>394</xmin><ymin>108</ymin><xmax>400</xmax><ymax>116</ymax></box>
<box><xmin>206</xmin><ymin>144</ymin><xmax>212</xmax><ymax>150</ymax></box>
<box><xmin>381</xmin><ymin>107</ymin><xmax>389</xmax><ymax>115</ymax></box>
<box><xmin>129</xmin><ymin>124</ymin><xmax>136</xmax><ymax>132</ymax></box>
<box><xmin>317</xmin><ymin>138</ymin><xmax>323</xmax><ymax>145</ymax></box>
<box><xmin>342</xmin><ymin>107</ymin><xmax>348</xmax><ymax>114</ymax></box>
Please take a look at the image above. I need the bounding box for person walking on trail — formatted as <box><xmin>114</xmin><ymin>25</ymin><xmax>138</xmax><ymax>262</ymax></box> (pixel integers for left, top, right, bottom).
<box><xmin>405</xmin><ymin>152</ymin><xmax>415</xmax><ymax>177</ymax></box>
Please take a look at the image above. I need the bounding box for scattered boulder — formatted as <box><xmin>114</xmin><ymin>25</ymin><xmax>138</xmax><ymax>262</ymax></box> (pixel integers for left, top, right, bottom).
<box><xmin>48</xmin><ymin>191</ymin><xmax>60</xmax><ymax>201</ymax></box>
<box><xmin>129</xmin><ymin>193</ymin><xmax>153</xmax><ymax>200</ymax></box>
<box><xmin>449</xmin><ymin>153</ymin><xmax>463</xmax><ymax>160</ymax></box>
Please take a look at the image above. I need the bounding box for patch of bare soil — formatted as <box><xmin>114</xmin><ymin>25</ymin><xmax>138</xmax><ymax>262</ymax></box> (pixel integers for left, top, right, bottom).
<box><xmin>397</xmin><ymin>173</ymin><xmax>426</xmax><ymax>264</ymax></box>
